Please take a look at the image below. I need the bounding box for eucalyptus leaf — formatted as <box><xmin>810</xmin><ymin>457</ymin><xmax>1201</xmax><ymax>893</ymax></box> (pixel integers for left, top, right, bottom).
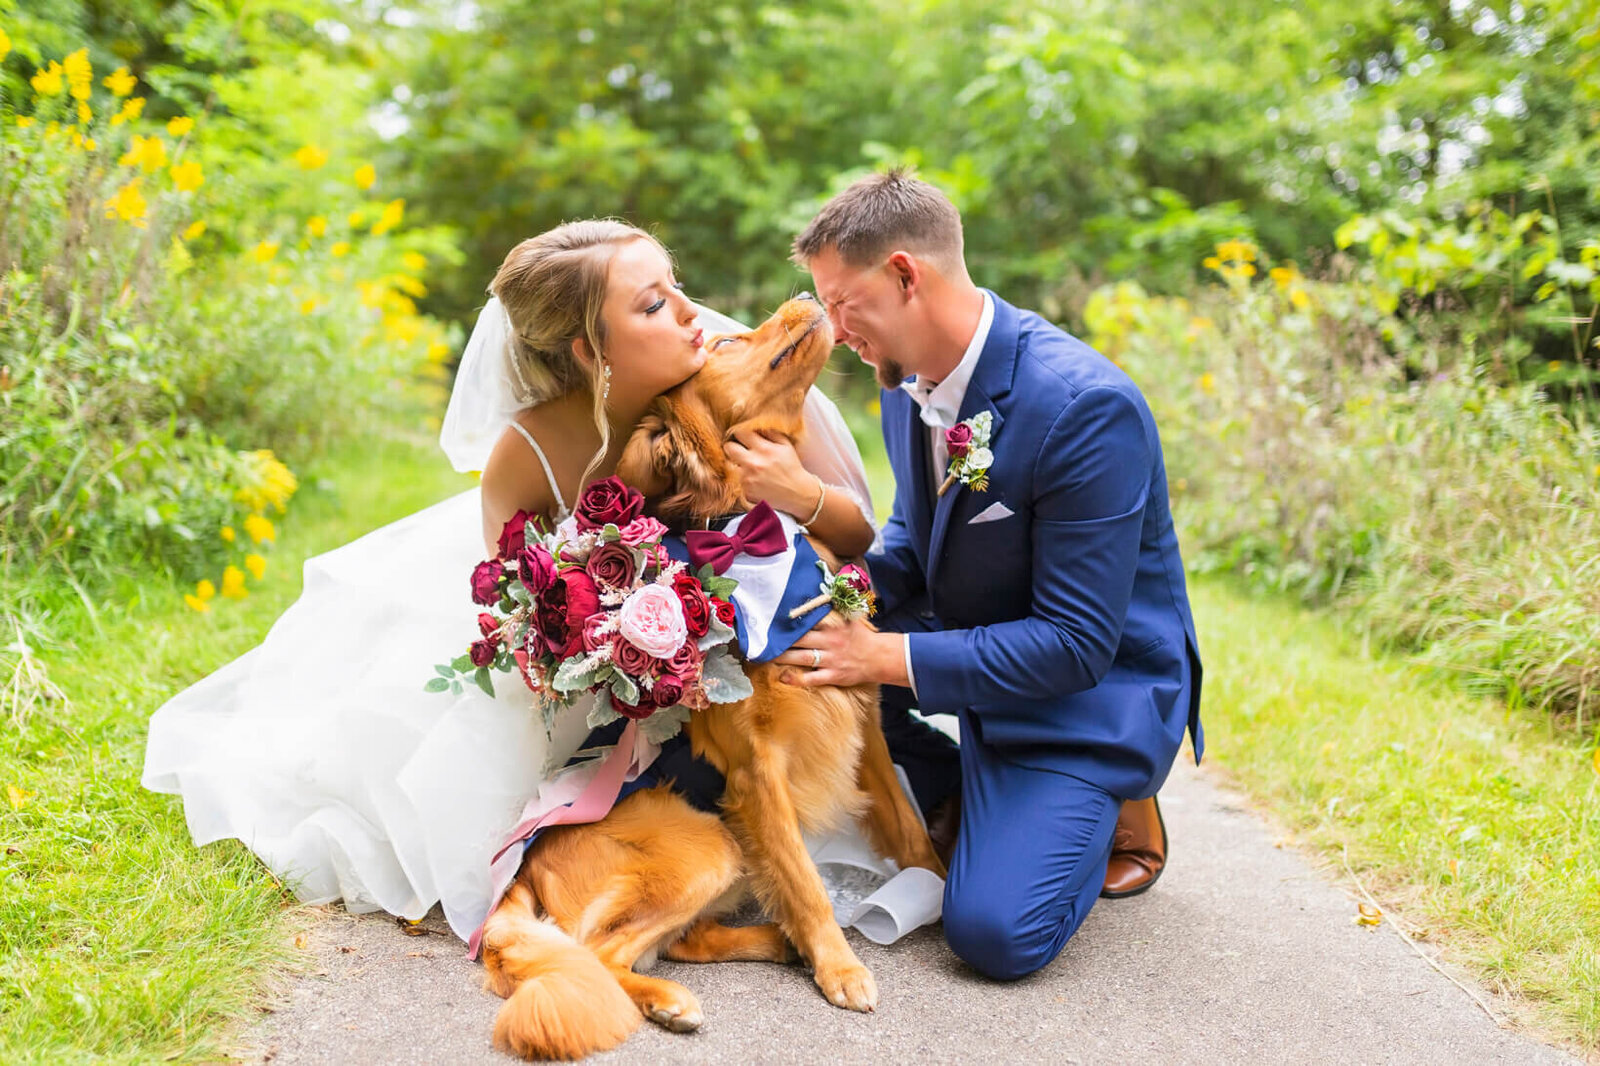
<box><xmin>638</xmin><ymin>704</ymin><xmax>691</xmax><ymax>745</ymax></box>
<box><xmin>424</xmin><ymin>677</ymin><xmax>450</xmax><ymax>693</ymax></box>
<box><xmin>451</xmin><ymin>653</ymin><xmax>473</xmax><ymax>673</ymax></box>
<box><xmin>552</xmin><ymin>658</ymin><xmax>602</xmax><ymax>694</ymax></box>
<box><xmin>609</xmin><ymin>671</ymin><xmax>640</xmax><ymax>707</ymax></box>
<box><xmin>474</xmin><ymin>667</ymin><xmax>495</xmax><ymax>697</ymax></box>
<box><xmin>434</xmin><ymin>664</ymin><xmax>455</xmax><ymax>679</ymax></box>
<box><xmin>586</xmin><ymin>700</ymin><xmax>622</xmax><ymax>730</ymax></box>
<box><xmin>701</xmin><ymin>647</ymin><xmax>754</xmax><ymax>703</ymax></box>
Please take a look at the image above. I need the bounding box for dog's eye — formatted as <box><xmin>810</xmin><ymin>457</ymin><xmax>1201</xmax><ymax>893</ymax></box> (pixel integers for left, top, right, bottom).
<box><xmin>713</xmin><ymin>336</ymin><xmax>741</xmax><ymax>349</ymax></box>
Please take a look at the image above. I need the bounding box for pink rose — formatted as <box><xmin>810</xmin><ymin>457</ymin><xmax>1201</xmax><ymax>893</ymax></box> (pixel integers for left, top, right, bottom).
<box><xmin>470</xmin><ymin>560</ymin><xmax>504</xmax><ymax>606</ymax></box>
<box><xmin>469</xmin><ymin>638</ymin><xmax>497</xmax><ymax>668</ymax></box>
<box><xmin>534</xmin><ymin>568</ymin><xmax>601</xmax><ymax>659</ymax></box>
<box><xmin>618</xmin><ymin>515</ymin><xmax>669</xmax><ymax>548</ymax></box>
<box><xmin>612</xmin><ymin>634</ymin><xmax>655</xmax><ymax>677</ymax></box>
<box><xmin>580</xmin><ymin>614</ymin><xmax>612</xmax><ymax>653</ymax></box>
<box><xmin>617</xmin><ymin>584</ymin><xmax>688</xmax><ymax>658</ymax></box>
<box><xmin>650</xmin><ymin>673</ymin><xmax>685</xmax><ymax>709</ymax></box>
<box><xmin>610</xmin><ymin>689</ymin><xmax>655</xmax><ymax>721</ymax></box>
<box><xmin>517</xmin><ymin>544</ymin><xmax>557</xmax><ymax>594</ymax></box>
<box><xmin>575</xmin><ymin>476</ymin><xmax>645</xmax><ymax>532</ymax></box>
<box><xmin>497</xmin><ymin>509</ymin><xmax>539</xmax><ymax>560</ymax></box>
<box><xmin>837</xmin><ymin>564</ymin><xmax>872</xmax><ymax>595</ymax></box>
<box><xmin>586</xmin><ymin>541</ymin><xmax>637</xmax><ymax>590</ymax></box>
<box><xmin>945</xmin><ymin>422</ymin><xmax>973</xmax><ymax>459</ymax></box>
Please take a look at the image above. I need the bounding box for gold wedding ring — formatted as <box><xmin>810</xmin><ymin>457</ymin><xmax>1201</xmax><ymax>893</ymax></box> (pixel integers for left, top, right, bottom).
<box><xmin>810</xmin><ymin>649</ymin><xmax>822</xmax><ymax>669</ymax></box>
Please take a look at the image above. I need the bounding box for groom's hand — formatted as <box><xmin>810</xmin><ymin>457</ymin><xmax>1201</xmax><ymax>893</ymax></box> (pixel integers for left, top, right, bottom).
<box><xmin>775</xmin><ymin>620</ymin><xmax>909</xmax><ymax>689</ymax></box>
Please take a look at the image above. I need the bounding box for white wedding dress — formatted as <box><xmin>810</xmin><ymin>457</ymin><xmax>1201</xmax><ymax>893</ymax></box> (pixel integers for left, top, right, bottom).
<box><xmin>143</xmin><ymin>342</ymin><xmax>942</xmax><ymax>945</ymax></box>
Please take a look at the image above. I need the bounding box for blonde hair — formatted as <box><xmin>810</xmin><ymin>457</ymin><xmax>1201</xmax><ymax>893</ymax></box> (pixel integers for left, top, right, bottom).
<box><xmin>490</xmin><ymin>219</ymin><xmax>669</xmax><ymax>489</ymax></box>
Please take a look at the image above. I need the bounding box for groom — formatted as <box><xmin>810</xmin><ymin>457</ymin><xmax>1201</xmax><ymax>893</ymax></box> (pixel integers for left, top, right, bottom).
<box><xmin>777</xmin><ymin>170</ymin><xmax>1203</xmax><ymax>980</ymax></box>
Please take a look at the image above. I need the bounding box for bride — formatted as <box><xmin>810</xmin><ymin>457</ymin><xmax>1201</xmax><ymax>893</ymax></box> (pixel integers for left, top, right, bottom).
<box><xmin>141</xmin><ymin>220</ymin><xmax>885</xmax><ymax>944</ymax></box>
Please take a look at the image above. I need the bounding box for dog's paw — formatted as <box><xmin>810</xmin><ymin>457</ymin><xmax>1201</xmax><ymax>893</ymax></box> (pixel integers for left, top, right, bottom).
<box><xmin>814</xmin><ymin>960</ymin><xmax>878</xmax><ymax>1013</ymax></box>
<box><xmin>640</xmin><ymin>986</ymin><xmax>704</xmax><ymax>1033</ymax></box>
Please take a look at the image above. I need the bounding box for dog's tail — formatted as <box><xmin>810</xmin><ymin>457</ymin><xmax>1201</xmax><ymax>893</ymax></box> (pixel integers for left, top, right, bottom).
<box><xmin>480</xmin><ymin>882</ymin><xmax>639</xmax><ymax>1060</ymax></box>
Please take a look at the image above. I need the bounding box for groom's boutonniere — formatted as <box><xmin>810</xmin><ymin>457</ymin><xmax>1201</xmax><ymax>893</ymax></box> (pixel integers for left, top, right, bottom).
<box><xmin>938</xmin><ymin>410</ymin><xmax>994</xmax><ymax>497</ymax></box>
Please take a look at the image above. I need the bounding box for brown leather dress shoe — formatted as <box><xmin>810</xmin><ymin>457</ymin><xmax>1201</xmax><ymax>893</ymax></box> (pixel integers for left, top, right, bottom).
<box><xmin>1100</xmin><ymin>795</ymin><xmax>1167</xmax><ymax>898</ymax></box>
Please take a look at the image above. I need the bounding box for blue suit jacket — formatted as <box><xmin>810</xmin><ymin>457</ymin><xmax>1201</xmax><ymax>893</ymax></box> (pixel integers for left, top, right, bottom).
<box><xmin>869</xmin><ymin>292</ymin><xmax>1203</xmax><ymax>800</ymax></box>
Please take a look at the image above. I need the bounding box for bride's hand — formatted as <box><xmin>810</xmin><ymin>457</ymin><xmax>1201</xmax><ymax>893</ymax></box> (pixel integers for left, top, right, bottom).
<box><xmin>724</xmin><ymin>429</ymin><xmax>822</xmax><ymax>519</ymax></box>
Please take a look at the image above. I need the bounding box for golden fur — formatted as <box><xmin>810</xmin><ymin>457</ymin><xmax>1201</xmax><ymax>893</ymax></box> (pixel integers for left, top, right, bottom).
<box><xmin>479</xmin><ymin>297</ymin><xmax>944</xmax><ymax>1060</ymax></box>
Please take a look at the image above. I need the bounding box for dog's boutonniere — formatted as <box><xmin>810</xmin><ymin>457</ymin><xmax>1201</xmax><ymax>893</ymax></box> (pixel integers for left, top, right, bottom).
<box><xmin>937</xmin><ymin>410</ymin><xmax>994</xmax><ymax>497</ymax></box>
<box><xmin>788</xmin><ymin>561</ymin><xmax>876</xmax><ymax>620</ymax></box>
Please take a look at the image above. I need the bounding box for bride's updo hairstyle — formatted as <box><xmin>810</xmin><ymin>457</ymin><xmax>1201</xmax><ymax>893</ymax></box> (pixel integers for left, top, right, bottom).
<box><xmin>490</xmin><ymin>218</ymin><xmax>670</xmax><ymax>486</ymax></box>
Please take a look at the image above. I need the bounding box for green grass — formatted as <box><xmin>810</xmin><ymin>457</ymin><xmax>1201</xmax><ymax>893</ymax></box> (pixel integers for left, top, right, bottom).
<box><xmin>0</xmin><ymin>427</ymin><xmax>470</xmax><ymax>1064</ymax></box>
<box><xmin>1190</xmin><ymin>576</ymin><xmax>1600</xmax><ymax>1051</ymax></box>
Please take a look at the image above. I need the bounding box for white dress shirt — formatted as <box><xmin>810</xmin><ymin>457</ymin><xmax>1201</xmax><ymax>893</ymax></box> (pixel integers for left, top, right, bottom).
<box><xmin>894</xmin><ymin>291</ymin><xmax>994</xmax><ymax>697</ymax></box>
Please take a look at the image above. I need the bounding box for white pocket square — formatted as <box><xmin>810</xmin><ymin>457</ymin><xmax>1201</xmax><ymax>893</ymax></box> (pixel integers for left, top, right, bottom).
<box><xmin>968</xmin><ymin>502</ymin><xmax>1014</xmax><ymax>525</ymax></box>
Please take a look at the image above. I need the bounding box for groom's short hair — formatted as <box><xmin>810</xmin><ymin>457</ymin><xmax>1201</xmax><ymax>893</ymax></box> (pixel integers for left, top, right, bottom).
<box><xmin>792</xmin><ymin>168</ymin><xmax>965</xmax><ymax>276</ymax></box>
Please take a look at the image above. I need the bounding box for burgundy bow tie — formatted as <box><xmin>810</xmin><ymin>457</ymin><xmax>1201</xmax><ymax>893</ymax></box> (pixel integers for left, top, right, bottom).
<box><xmin>685</xmin><ymin>502</ymin><xmax>789</xmax><ymax>575</ymax></box>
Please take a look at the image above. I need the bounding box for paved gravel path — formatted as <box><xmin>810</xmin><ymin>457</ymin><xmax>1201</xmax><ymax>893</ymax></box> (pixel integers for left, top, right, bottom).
<box><xmin>245</xmin><ymin>756</ymin><xmax>1575</xmax><ymax>1065</ymax></box>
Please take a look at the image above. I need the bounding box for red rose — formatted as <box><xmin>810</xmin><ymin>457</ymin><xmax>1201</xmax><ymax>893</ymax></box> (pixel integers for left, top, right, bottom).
<box><xmin>534</xmin><ymin>568</ymin><xmax>601</xmax><ymax>658</ymax></box>
<box><xmin>665</xmin><ymin>640</ymin><xmax>701</xmax><ymax>680</ymax></box>
<box><xmin>477</xmin><ymin>613</ymin><xmax>501</xmax><ymax>640</ymax></box>
<box><xmin>518</xmin><ymin>544</ymin><xmax>557</xmax><ymax>594</ymax></box>
<box><xmin>612</xmin><ymin>634</ymin><xmax>655</xmax><ymax>677</ymax></box>
<box><xmin>469</xmin><ymin>638</ymin><xmax>498</xmax><ymax>668</ymax></box>
<box><xmin>574</xmin><ymin>476</ymin><xmax>644</xmax><ymax>533</ymax></box>
<box><xmin>610</xmin><ymin>689</ymin><xmax>655</xmax><ymax>720</ymax></box>
<box><xmin>837</xmin><ymin>564</ymin><xmax>872</xmax><ymax>595</ymax></box>
<box><xmin>944</xmin><ymin>422</ymin><xmax>973</xmax><ymax>459</ymax></box>
<box><xmin>470</xmin><ymin>560</ymin><xmax>505</xmax><ymax>606</ymax></box>
<box><xmin>497</xmin><ymin>509</ymin><xmax>539</xmax><ymax>560</ymax></box>
<box><xmin>580</xmin><ymin>614</ymin><xmax>611</xmax><ymax>653</ymax></box>
<box><xmin>711</xmin><ymin>597</ymin><xmax>736</xmax><ymax>629</ymax></box>
<box><xmin>672</xmin><ymin>572</ymin><xmax>712</xmax><ymax>638</ymax></box>
<box><xmin>650</xmin><ymin>673</ymin><xmax>685</xmax><ymax>708</ymax></box>
<box><xmin>586</xmin><ymin>542</ymin><xmax>637</xmax><ymax>590</ymax></box>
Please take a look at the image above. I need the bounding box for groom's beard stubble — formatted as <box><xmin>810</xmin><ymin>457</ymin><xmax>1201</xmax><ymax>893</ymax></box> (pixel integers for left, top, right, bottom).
<box><xmin>875</xmin><ymin>358</ymin><xmax>906</xmax><ymax>391</ymax></box>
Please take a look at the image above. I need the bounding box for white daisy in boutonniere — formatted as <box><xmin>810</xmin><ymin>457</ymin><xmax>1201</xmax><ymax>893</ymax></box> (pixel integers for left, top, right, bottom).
<box><xmin>938</xmin><ymin>410</ymin><xmax>994</xmax><ymax>497</ymax></box>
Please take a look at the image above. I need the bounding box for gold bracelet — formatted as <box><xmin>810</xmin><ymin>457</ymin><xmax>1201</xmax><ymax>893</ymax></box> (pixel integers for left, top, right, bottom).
<box><xmin>802</xmin><ymin>476</ymin><xmax>827</xmax><ymax>526</ymax></box>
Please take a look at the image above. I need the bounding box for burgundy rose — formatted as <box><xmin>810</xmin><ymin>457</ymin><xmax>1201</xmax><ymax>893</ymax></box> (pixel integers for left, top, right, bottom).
<box><xmin>611</xmin><ymin>634</ymin><xmax>655</xmax><ymax>678</ymax></box>
<box><xmin>497</xmin><ymin>509</ymin><xmax>538</xmax><ymax>560</ymax></box>
<box><xmin>580</xmin><ymin>614</ymin><xmax>611</xmax><ymax>653</ymax></box>
<box><xmin>650</xmin><ymin>673</ymin><xmax>685</xmax><ymax>709</ymax></box>
<box><xmin>837</xmin><ymin>564</ymin><xmax>872</xmax><ymax>595</ymax></box>
<box><xmin>665</xmin><ymin>640</ymin><xmax>701</xmax><ymax>680</ymax></box>
<box><xmin>672</xmin><ymin>572</ymin><xmax>712</xmax><ymax>638</ymax></box>
<box><xmin>586</xmin><ymin>541</ymin><xmax>637</xmax><ymax>590</ymax></box>
<box><xmin>574</xmin><ymin>476</ymin><xmax>645</xmax><ymax>532</ymax></box>
<box><xmin>517</xmin><ymin>544</ymin><xmax>557</xmax><ymax>594</ymax></box>
<box><xmin>470</xmin><ymin>560</ymin><xmax>504</xmax><ymax>606</ymax></box>
<box><xmin>469</xmin><ymin>638</ymin><xmax>498</xmax><ymax>668</ymax></box>
<box><xmin>534</xmin><ymin>568</ymin><xmax>601</xmax><ymax>659</ymax></box>
<box><xmin>477</xmin><ymin>613</ymin><xmax>502</xmax><ymax>640</ymax></box>
<box><xmin>944</xmin><ymin>422</ymin><xmax>973</xmax><ymax>459</ymax></box>
<box><xmin>711</xmin><ymin>597</ymin><xmax>736</xmax><ymax>629</ymax></box>
<box><xmin>610</xmin><ymin>689</ymin><xmax>655</xmax><ymax>721</ymax></box>
<box><xmin>617</xmin><ymin>515</ymin><xmax>669</xmax><ymax>548</ymax></box>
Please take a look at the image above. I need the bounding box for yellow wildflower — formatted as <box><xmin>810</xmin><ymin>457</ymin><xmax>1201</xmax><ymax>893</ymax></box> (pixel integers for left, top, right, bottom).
<box><xmin>243</xmin><ymin>513</ymin><xmax>276</xmax><ymax>544</ymax></box>
<box><xmin>245</xmin><ymin>554</ymin><xmax>267</xmax><ymax>580</ymax></box>
<box><xmin>17</xmin><ymin>117</ymin><xmax>34</xmax><ymax>129</ymax></box>
<box><xmin>1202</xmin><ymin>256</ymin><xmax>1221</xmax><ymax>271</ymax></box>
<box><xmin>195</xmin><ymin>579</ymin><xmax>216</xmax><ymax>601</ymax></box>
<box><xmin>353</xmin><ymin>163</ymin><xmax>376</xmax><ymax>189</ymax></box>
<box><xmin>330</xmin><ymin>240</ymin><xmax>351</xmax><ymax>258</ymax></box>
<box><xmin>104</xmin><ymin>66</ymin><xmax>137</xmax><ymax>97</ymax></box>
<box><xmin>63</xmin><ymin>49</ymin><xmax>92</xmax><ymax>101</ymax></box>
<box><xmin>1187</xmin><ymin>316</ymin><xmax>1214</xmax><ymax>334</ymax></box>
<box><xmin>1289</xmin><ymin>288</ymin><xmax>1311</xmax><ymax>311</ymax></box>
<box><xmin>220</xmin><ymin>525</ymin><xmax>236</xmax><ymax>543</ymax></box>
<box><xmin>84</xmin><ymin>137</ymin><xmax>98</xmax><ymax>151</ymax></box>
<box><xmin>306</xmin><ymin>215</ymin><xmax>328</xmax><ymax>237</ymax></box>
<box><xmin>1269</xmin><ymin>265</ymin><xmax>1298</xmax><ymax>290</ymax></box>
<box><xmin>1549</xmin><ymin>360</ymin><xmax>1563</xmax><ymax>373</ymax></box>
<box><xmin>1235</xmin><ymin>262</ymin><xmax>1257</xmax><ymax>278</ymax></box>
<box><xmin>119</xmin><ymin>133</ymin><xmax>168</xmax><ymax>173</ymax></box>
<box><xmin>221</xmin><ymin>565</ymin><xmax>248</xmax><ymax>599</ymax></box>
<box><xmin>1216</xmin><ymin>238</ymin><xmax>1258</xmax><ymax>263</ymax></box>
<box><xmin>402</xmin><ymin>251</ymin><xmax>427</xmax><ymax>273</ymax></box>
<box><xmin>347</xmin><ymin>209</ymin><xmax>366</xmax><ymax>229</ymax></box>
<box><xmin>369</xmin><ymin>198</ymin><xmax>405</xmax><ymax>236</ymax></box>
<box><xmin>77</xmin><ymin>100</ymin><xmax>92</xmax><ymax>125</ymax></box>
<box><xmin>293</xmin><ymin>143</ymin><xmax>329</xmax><ymax>170</ymax></box>
<box><xmin>300</xmin><ymin>296</ymin><xmax>321</xmax><ymax>314</ymax></box>
<box><xmin>110</xmin><ymin>96</ymin><xmax>145</xmax><ymax>125</ymax></box>
<box><xmin>184</xmin><ymin>593</ymin><xmax>211</xmax><ymax>613</ymax></box>
<box><xmin>1199</xmin><ymin>373</ymin><xmax>1217</xmax><ymax>394</ymax></box>
<box><xmin>31</xmin><ymin>62</ymin><xmax>65</xmax><ymax>97</ymax></box>
<box><xmin>251</xmin><ymin>241</ymin><xmax>280</xmax><ymax>263</ymax></box>
<box><xmin>0</xmin><ymin>27</ymin><xmax>10</xmax><ymax>63</ymax></box>
<box><xmin>170</xmin><ymin>160</ymin><xmax>203</xmax><ymax>193</ymax></box>
<box><xmin>167</xmin><ymin>116</ymin><xmax>194</xmax><ymax>137</ymax></box>
<box><xmin>183</xmin><ymin>219</ymin><xmax>208</xmax><ymax>241</ymax></box>
<box><xmin>103</xmin><ymin>179</ymin><xmax>149</xmax><ymax>228</ymax></box>
<box><xmin>426</xmin><ymin>341</ymin><xmax>451</xmax><ymax>363</ymax></box>
<box><xmin>6</xmin><ymin>784</ymin><xmax>35</xmax><ymax>811</ymax></box>
<box><xmin>236</xmin><ymin>451</ymin><xmax>298</xmax><ymax>514</ymax></box>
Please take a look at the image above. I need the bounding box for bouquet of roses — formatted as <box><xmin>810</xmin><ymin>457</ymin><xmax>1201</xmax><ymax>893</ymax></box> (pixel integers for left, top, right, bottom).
<box><xmin>429</xmin><ymin>477</ymin><xmax>752</xmax><ymax>743</ymax></box>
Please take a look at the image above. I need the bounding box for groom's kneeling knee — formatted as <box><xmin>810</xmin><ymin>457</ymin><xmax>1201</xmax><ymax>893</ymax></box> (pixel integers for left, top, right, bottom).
<box><xmin>943</xmin><ymin>893</ymin><xmax>1075</xmax><ymax>981</ymax></box>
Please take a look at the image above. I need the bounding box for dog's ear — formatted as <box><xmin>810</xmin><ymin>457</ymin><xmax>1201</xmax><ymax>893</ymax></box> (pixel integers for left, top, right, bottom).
<box><xmin>621</xmin><ymin>391</ymin><xmax>744</xmax><ymax>523</ymax></box>
<box><xmin>617</xmin><ymin>399</ymin><xmax>674</xmax><ymax>500</ymax></box>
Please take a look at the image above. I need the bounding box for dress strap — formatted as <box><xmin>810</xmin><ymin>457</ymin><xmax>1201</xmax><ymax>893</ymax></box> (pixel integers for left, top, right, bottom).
<box><xmin>506</xmin><ymin>420</ymin><xmax>569</xmax><ymax>517</ymax></box>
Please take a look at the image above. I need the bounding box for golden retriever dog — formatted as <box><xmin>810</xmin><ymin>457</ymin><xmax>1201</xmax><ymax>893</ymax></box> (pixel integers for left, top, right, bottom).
<box><xmin>478</xmin><ymin>295</ymin><xmax>945</xmax><ymax>1060</ymax></box>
